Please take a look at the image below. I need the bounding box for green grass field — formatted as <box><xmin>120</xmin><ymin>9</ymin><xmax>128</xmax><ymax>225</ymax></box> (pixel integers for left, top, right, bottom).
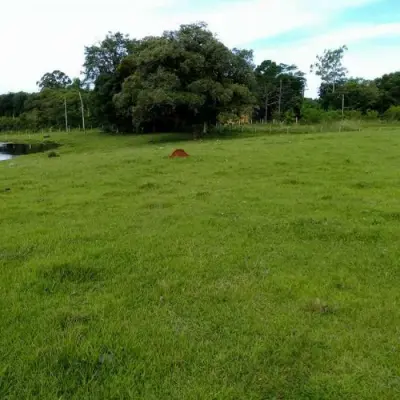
<box><xmin>1</xmin><ymin>129</ymin><xmax>400</xmax><ymax>399</ymax></box>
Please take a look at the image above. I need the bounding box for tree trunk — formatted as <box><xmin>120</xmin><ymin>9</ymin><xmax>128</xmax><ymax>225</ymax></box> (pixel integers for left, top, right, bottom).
<box><xmin>78</xmin><ymin>91</ymin><xmax>86</xmax><ymax>134</ymax></box>
<box><xmin>64</xmin><ymin>97</ymin><xmax>68</xmax><ymax>133</ymax></box>
<box><xmin>203</xmin><ymin>121</ymin><xmax>208</xmax><ymax>135</ymax></box>
<box><xmin>278</xmin><ymin>79</ymin><xmax>283</xmax><ymax>116</ymax></box>
<box><xmin>265</xmin><ymin>93</ymin><xmax>269</xmax><ymax>123</ymax></box>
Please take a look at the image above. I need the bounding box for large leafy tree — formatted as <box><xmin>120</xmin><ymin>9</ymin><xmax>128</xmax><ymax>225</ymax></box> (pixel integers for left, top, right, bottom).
<box><xmin>37</xmin><ymin>70</ymin><xmax>72</xmax><ymax>90</ymax></box>
<box><xmin>113</xmin><ymin>23</ymin><xmax>256</xmax><ymax>133</ymax></box>
<box><xmin>311</xmin><ymin>45</ymin><xmax>348</xmax><ymax>93</ymax></box>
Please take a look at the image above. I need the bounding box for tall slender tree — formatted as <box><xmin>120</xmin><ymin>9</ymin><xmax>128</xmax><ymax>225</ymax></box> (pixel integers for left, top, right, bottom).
<box><xmin>311</xmin><ymin>45</ymin><xmax>348</xmax><ymax>93</ymax></box>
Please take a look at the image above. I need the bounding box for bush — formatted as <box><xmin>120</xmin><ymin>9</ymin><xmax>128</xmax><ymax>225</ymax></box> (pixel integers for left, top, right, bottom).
<box><xmin>322</xmin><ymin>110</ymin><xmax>342</xmax><ymax>122</ymax></box>
<box><xmin>384</xmin><ymin>106</ymin><xmax>400</xmax><ymax>121</ymax></box>
<box><xmin>283</xmin><ymin>111</ymin><xmax>296</xmax><ymax>124</ymax></box>
<box><xmin>47</xmin><ymin>151</ymin><xmax>59</xmax><ymax>158</ymax></box>
<box><xmin>339</xmin><ymin>120</ymin><xmax>361</xmax><ymax>131</ymax></box>
<box><xmin>344</xmin><ymin>110</ymin><xmax>362</xmax><ymax>120</ymax></box>
<box><xmin>0</xmin><ymin>116</ymin><xmax>24</xmax><ymax>132</ymax></box>
<box><xmin>364</xmin><ymin>110</ymin><xmax>379</xmax><ymax>120</ymax></box>
<box><xmin>301</xmin><ymin>107</ymin><xmax>323</xmax><ymax>124</ymax></box>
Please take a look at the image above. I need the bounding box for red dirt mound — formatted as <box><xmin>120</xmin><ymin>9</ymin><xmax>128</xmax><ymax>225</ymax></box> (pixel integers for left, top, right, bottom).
<box><xmin>170</xmin><ymin>149</ymin><xmax>189</xmax><ymax>158</ymax></box>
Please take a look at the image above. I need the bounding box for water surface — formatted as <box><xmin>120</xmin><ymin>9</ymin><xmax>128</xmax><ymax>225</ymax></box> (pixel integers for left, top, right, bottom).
<box><xmin>0</xmin><ymin>141</ymin><xmax>59</xmax><ymax>161</ymax></box>
<box><xmin>0</xmin><ymin>153</ymin><xmax>13</xmax><ymax>161</ymax></box>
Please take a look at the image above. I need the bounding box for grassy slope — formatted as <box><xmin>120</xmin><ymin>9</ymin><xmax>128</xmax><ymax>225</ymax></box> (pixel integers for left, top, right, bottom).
<box><xmin>1</xmin><ymin>130</ymin><xmax>400</xmax><ymax>399</ymax></box>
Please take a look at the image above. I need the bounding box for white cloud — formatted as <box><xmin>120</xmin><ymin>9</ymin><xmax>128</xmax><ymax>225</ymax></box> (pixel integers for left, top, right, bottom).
<box><xmin>201</xmin><ymin>0</ymin><xmax>380</xmax><ymax>47</ymax></box>
<box><xmin>0</xmin><ymin>0</ymin><xmax>393</xmax><ymax>95</ymax></box>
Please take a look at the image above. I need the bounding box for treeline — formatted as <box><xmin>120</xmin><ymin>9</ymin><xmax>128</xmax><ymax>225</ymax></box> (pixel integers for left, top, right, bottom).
<box><xmin>1</xmin><ymin>23</ymin><xmax>400</xmax><ymax>133</ymax></box>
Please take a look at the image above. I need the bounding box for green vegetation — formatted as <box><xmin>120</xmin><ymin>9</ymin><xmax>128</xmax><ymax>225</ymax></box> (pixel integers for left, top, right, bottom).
<box><xmin>1</xmin><ymin>17</ymin><xmax>400</xmax><ymax>399</ymax></box>
<box><xmin>1</xmin><ymin>23</ymin><xmax>400</xmax><ymax>134</ymax></box>
<box><xmin>2</xmin><ymin>127</ymin><xmax>400</xmax><ymax>398</ymax></box>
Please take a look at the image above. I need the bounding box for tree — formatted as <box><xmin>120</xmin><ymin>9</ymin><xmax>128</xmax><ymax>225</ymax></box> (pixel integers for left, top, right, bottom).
<box><xmin>375</xmin><ymin>72</ymin><xmax>400</xmax><ymax>114</ymax></box>
<box><xmin>0</xmin><ymin>92</ymin><xmax>30</xmax><ymax>118</ymax></box>
<box><xmin>341</xmin><ymin>79</ymin><xmax>379</xmax><ymax>114</ymax></box>
<box><xmin>37</xmin><ymin>70</ymin><xmax>72</xmax><ymax>90</ymax></box>
<box><xmin>22</xmin><ymin>88</ymin><xmax>91</xmax><ymax>130</ymax></box>
<box><xmin>83</xmin><ymin>32</ymin><xmax>137</xmax><ymax>84</ymax></box>
<box><xmin>68</xmin><ymin>78</ymin><xmax>84</xmax><ymax>90</ymax></box>
<box><xmin>83</xmin><ymin>32</ymin><xmax>137</xmax><ymax>131</ymax></box>
<box><xmin>319</xmin><ymin>78</ymin><xmax>379</xmax><ymax>113</ymax></box>
<box><xmin>311</xmin><ymin>45</ymin><xmax>348</xmax><ymax>93</ymax></box>
<box><xmin>255</xmin><ymin>61</ymin><xmax>305</xmax><ymax>121</ymax></box>
<box><xmin>113</xmin><ymin>23</ymin><xmax>256</xmax><ymax>133</ymax></box>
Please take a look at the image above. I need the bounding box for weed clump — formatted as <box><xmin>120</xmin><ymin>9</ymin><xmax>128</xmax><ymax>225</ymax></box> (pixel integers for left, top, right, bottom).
<box><xmin>48</xmin><ymin>151</ymin><xmax>59</xmax><ymax>158</ymax></box>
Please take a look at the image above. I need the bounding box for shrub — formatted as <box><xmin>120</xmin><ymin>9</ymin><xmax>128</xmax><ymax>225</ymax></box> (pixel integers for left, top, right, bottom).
<box><xmin>283</xmin><ymin>110</ymin><xmax>296</xmax><ymax>124</ymax></box>
<box><xmin>301</xmin><ymin>107</ymin><xmax>323</xmax><ymax>124</ymax></box>
<box><xmin>344</xmin><ymin>110</ymin><xmax>362</xmax><ymax>120</ymax></box>
<box><xmin>322</xmin><ymin>110</ymin><xmax>342</xmax><ymax>122</ymax></box>
<box><xmin>364</xmin><ymin>110</ymin><xmax>379</xmax><ymax>120</ymax></box>
<box><xmin>384</xmin><ymin>106</ymin><xmax>400</xmax><ymax>121</ymax></box>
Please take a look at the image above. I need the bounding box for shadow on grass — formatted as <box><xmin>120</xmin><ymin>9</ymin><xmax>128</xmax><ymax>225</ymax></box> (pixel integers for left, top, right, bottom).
<box><xmin>109</xmin><ymin>130</ymin><xmax>264</xmax><ymax>146</ymax></box>
<box><xmin>105</xmin><ymin>120</ymin><xmax>374</xmax><ymax>146</ymax></box>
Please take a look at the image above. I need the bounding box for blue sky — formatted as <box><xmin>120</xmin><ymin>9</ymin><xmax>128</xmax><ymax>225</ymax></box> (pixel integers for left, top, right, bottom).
<box><xmin>1</xmin><ymin>0</ymin><xmax>399</xmax><ymax>97</ymax></box>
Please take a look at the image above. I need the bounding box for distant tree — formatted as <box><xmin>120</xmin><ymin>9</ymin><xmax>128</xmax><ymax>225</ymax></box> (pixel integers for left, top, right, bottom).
<box><xmin>340</xmin><ymin>79</ymin><xmax>379</xmax><ymax>114</ymax></box>
<box><xmin>23</xmin><ymin>88</ymin><xmax>91</xmax><ymax>130</ymax></box>
<box><xmin>255</xmin><ymin>61</ymin><xmax>281</xmax><ymax>122</ymax></box>
<box><xmin>68</xmin><ymin>78</ymin><xmax>84</xmax><ymax>90</ymax></box>
<box><xmin>82</xmin><ymin>32</ymin><xmax>137</xmax><ymax>130</ymax></box>
<box><xmin>320</xmin><ymin>78</ymin><xmax>379</xmax><ymax>113</ymax></box>
<box><xmin>311</xmin><ymin>45</ymin><xmax>348</xmax><ymax>93</ymax></box>
<box><xmin>375</xmin><ymin>72</ymin><xmax>400</xmax><ymax>113</ymax></box>
<box><xmin>255</xmin><ymin>60</ymin><xmax>305</xmax><ymax>121</ymax></box>
<box><xmin>0</xmin><ymin>92</ymin><xmax>30</xmax><ymax>118</ymax></box>
<box><xmin>83</xmin><ymin>32</ymin><xmax>137</xmax><ymax>84</ymax></box>
<box><xmin>37</xmin><ymin>70</ymin><xmax>72</xmax><ymax>90</ymax></box>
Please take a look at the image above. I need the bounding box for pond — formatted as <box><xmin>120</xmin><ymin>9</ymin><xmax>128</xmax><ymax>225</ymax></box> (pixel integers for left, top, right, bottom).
<box><xmin>0</xmin><ymin>152</ymin><xmax>13</xmax><ymax>161</ymax></box>
<box><xmin>0</xmin><ymin>142</ymin><xmax>59</xmax><ymax>162</ymax></box>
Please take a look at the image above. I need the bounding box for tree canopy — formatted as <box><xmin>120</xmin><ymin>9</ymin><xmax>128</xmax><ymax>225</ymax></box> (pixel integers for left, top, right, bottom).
<box><xmin>37</xmin><ymin>70</ymin><xmax>72</xmax><ymax>90</ymax></box>
<box><xmin>1</xmin><ymin>24</ymin><xmax>400</xmax><ymax>133</ymax></box>
<box><xmin>113</xmin><ymin>23</ymin><xmax>256</xmax><ymax>133</ymax></box>
<box><xmin>311</xmin><ymin>45</ymin><xmax>348</xmax><ymax>93</ymax></box>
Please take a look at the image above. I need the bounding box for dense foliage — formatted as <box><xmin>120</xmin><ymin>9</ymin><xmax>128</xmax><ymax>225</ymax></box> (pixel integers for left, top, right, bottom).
<box><xmin>1</xmin><ymin>23</ymin><xmax>399</xmax><ymax>133</ymax></box>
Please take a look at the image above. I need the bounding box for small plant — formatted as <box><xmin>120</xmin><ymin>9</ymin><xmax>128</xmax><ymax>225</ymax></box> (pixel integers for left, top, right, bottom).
<box><xmin>305</xmin><ymin>298</ymin><xmax>335</xmax><ymax>314</ymax></box>
<box><xmin>47</xmin><ymin>151</ymin><xmax>59</xmax><ymax>158</ymax></box>
<box><xmin>365</xmin><ymin>110</ymin><xmax>379</xmax><ymax>120</ymax></box>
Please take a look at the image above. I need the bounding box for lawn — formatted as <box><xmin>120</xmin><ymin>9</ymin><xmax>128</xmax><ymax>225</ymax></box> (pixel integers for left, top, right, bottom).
<box><xmin>1</xmin><ymin>129</ymin><xmax>400</xmax><ymax>399</ymax></box>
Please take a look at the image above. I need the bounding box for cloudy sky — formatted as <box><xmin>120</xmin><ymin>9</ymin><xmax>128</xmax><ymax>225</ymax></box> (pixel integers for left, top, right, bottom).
<box><xmin>1</xmin><ymin>0</ymin><xmax>399</xmax><ymax>97</ymax></box>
